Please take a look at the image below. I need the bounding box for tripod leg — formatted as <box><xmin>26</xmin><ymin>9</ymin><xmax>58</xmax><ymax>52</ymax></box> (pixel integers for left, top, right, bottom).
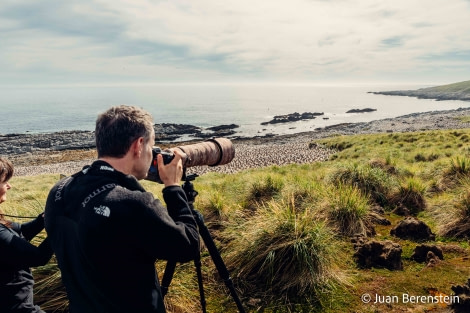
<box><xmin>193</xmin><ymin>210</ymin><xmax>246</xmax><ymax>313</ymax></box>
<box><xmin>194</xmin><ymin>256</ymin><xmax>208</xmax><ymax>313</ymax></box>
<box><xmin>161</xmin><ymin>256</ymin><xmax>208</xmax><ymax>313</ymax></box>
<box><xmin>182</xmin><ymin>177</ymin><xmax>246</xmax><ymax>313</ymax></box>
<box><xmin>161</xmin><ymin>261</ymin><xmax>177</xmax><ymax>298</ymax></box>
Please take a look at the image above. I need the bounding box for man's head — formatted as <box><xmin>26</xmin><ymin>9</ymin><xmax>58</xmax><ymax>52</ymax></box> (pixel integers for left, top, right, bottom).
<box><xmin>95</xmin><ymin>105</ymin><xmax>154</xmax><ymax>158</ymax></box>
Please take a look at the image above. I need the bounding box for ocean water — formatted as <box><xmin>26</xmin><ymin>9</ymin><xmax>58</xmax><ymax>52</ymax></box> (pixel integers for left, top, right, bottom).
<box><xmin>1</xmin><ymin>83</ymin><xmax>469</xmax><ymax>138</ymax></box>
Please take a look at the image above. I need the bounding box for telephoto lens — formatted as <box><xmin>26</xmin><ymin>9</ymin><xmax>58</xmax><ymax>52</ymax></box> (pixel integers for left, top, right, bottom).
<box><xmin>146</xmin><ymin>138</ymin><xmax>235</xmax><ymax>183</ymax></box>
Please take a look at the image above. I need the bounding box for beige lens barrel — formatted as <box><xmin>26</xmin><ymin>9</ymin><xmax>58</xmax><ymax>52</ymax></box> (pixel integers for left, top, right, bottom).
<box><xmin>177</xmin><ymin>138</ymin><xmax>235</xmax><ymax>167</ymax></box>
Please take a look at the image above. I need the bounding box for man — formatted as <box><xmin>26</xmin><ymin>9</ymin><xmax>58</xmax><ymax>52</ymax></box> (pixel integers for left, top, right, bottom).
<box><xmin>44</xmin><ymin>105</ymin><xmax>200</xmax><ymax>313</ymax></box>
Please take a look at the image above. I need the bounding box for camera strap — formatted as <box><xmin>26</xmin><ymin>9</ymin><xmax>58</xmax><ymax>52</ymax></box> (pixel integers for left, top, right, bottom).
<box><xmin>1</xmin><ymin>213</ymin><xmax>38</xmax><ymax>219</ymax></box>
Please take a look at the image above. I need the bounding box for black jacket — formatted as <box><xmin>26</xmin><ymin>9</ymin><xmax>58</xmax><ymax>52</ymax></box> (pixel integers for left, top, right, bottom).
<box><xmin>0</xmin><ymin>214</ymin><xmax>53</xmax><ymax>313</ymax></box>
<box><xmin>44</xmin><ymin>160</ymin><xmax>200</xmax><ymax>313</ymax></box>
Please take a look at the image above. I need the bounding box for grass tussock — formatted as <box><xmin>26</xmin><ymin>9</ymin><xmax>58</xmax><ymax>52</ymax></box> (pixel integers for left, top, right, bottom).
<box><xmin>223</xmin><ymin>199</ymin><xmax>347</xmax><ymax>310</ymax></box>
<box><xmin>245</xmin><ymin>174</ymin><xmax>284</xmax><ymax>212</ymax></box>
<box><xmin>434</xmin><ymin>156</ymin><xmax>470</xmax><ymax>192</ymax></box>
<box><xmin>446</xmin><ymin>156</ymin><xmax>470</xmax><ymax>177</ymax></box>
<box><xmin>199</xmin><ymin>190</ymin><xmax>229</xmax><ymax>224</ymax></box>
<box><xmin>439</xmin><ymin>189</ymin><xmax>470</xmax><ymax>239</ymax></box>
<box><xmin>321</xmin><ymin>184</ymin><xmax>373</xmax><ymax>237</ymax></box>
<box><xmin>248</xmin><ymin>175</ymin><xmax>284</xmax><ymax>202</ymax></box>
<box><xmin>368</xmin><ymin>156</ymin><xmax>398</xmax><ymax>174</ymax></box>
<box><xmin>389</xmin><ymin>177</ymin><xmax>427</xmax><ymax>215</ymax></box>
<box><xmin>327</xmin><ymin>163</ymin><xmax>397</xmax><ymax>206</ymax></box>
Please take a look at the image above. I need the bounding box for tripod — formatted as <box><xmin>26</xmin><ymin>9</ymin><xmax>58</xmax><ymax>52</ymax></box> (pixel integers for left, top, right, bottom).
<box><xmin>161</xmin><ymin>174</ymin><xmax>246</xmax><ymax>313</ymax></box>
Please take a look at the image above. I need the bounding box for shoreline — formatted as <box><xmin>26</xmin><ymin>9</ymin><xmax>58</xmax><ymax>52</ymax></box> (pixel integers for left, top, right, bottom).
<box><xmin>8</xmin><ymin>107</ymin><xmax>470</xmax><ymax>177</ymax></box>
<box><xmin>232</xmin><ymin>106</ymin><xmax>470</xmax><ymax>143</ymax></box>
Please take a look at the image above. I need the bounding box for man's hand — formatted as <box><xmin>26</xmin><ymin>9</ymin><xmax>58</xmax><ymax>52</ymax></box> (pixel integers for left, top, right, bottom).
<box><xmin>157</xmin><ymin>149</ymin><xmax>187</xmax><ymax>187</ymax></box>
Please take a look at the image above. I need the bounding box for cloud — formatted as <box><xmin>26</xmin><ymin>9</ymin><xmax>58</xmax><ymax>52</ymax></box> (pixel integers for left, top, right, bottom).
<box><xmin>1</xmin><ymin>0</ymin><xmax>470</xmax><ymax>84</ymax></box>
<box><xmin>381</xmin><ymin>37</ymin><xmax>405</xmax><ymax>48</ymax></box>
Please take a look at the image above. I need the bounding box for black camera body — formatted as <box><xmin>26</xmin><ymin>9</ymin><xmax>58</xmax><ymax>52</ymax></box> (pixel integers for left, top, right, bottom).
<box><xmin>153</xmin><ymin>147</ymin><xmax>175</xmax><ymax>165</ymax></box>
<box><xmin>148</xmin><ymin>147</ymin><xmax>176</xmax><ymax>184</ymax></box>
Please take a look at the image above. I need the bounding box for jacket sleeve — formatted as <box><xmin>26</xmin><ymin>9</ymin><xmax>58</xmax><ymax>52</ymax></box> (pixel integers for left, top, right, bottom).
<box><xmin>0</xmin><ymin>226</ymin><xmax>53</xmax><ymax>268</ymax></box>
<box><xmin>20</xmin><ymin>213</ymin><xmax>46</xmax><ymax>241</ymax></box>
<box><xmin>137</xmin><ymin>186</ymin><xmax>200</xmax><ymax>263</ymax></box>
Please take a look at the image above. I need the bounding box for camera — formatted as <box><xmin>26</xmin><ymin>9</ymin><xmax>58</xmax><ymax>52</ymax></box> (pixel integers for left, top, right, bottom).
<box><xmin>146</xmin><ymin>138</ymin><xmax>235</xmax><ymax>183</ymax></box>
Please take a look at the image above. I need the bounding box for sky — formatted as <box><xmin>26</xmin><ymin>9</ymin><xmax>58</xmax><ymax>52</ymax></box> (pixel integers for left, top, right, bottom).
<box><xmin>1</xmin><ymin>0</ymin><xmax>470</xmax><ymax>86</ymax></box>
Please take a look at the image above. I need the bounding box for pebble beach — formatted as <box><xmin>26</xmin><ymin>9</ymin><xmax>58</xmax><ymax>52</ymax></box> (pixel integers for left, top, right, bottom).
<box><xmin>11</xmin><ymin>107</ymin><xmax>470</xmax><ymax>177</ymax></box>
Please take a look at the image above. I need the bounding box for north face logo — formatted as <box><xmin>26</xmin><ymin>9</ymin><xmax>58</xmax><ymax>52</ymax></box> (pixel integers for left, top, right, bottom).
<box><xmin>94</xmin><ymin>205</ymin><xmax>111</xmax><ymax>217</ymax></box>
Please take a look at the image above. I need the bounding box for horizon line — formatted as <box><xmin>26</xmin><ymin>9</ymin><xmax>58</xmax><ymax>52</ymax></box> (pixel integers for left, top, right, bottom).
<box><xmin>0</xmin><ymin>80</ymin><xmax>450</xmax><ymax>88</ymax></box>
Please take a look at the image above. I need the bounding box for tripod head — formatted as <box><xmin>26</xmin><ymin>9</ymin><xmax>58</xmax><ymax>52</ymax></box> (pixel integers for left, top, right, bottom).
<box><xmin>182</xmin><ymin>173</ymin><xmax>199</xmax><ymax>204</ymax></box>
<box><xmin>184</xmin><ymin>173</ymin><xmax>199</xmax><ymax>182</ymax></box>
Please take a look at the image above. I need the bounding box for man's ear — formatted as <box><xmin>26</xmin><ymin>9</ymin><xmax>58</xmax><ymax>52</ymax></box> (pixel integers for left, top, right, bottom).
<box><xmin>131</xmin><ymin>137</ymin><xmax>145</xmax><ymax>157</ymax></box>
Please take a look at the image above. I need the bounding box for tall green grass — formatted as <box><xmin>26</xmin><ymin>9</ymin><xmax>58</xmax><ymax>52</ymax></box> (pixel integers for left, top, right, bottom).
<box><xmin>4</xmin><ymin>128</ymin><xmax>470</xmax><ymax>312</ymax></box>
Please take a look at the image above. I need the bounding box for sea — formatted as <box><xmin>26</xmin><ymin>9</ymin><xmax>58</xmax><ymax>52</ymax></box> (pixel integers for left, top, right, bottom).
<box><xmin>1</xmin><ymin>83</ymin><xmax>469</xmax><ymax>139</ymax></box>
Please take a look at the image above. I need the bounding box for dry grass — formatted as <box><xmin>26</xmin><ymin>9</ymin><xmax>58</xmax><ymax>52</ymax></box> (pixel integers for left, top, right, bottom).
<box><xmin>8</xmin><ymin>149</ymin><xmax>97</xmax><ymax>167</ymax></box>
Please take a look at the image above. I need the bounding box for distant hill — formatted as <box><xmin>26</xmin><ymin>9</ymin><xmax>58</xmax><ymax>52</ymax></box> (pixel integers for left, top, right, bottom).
<box><xmin>369</xmin><ymin>80</ymin><xmax>470</xmax><ymax>101</ymax></box>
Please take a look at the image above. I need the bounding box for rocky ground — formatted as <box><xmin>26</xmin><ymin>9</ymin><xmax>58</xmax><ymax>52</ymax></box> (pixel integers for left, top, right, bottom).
<box><xmin>5</xmin><ymin>107</ymin><xmax>470</xmax><ymax>177</ymax></box>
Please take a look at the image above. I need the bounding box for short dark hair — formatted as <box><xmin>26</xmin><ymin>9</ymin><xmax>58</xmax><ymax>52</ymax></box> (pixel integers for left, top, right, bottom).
<box><xmin>95</xmin><ymin>105</ymin><xmax>154</xmax><ymax>158</ymax></box>
<box><xmin>0</xmin><ymin>157</ymin><xmax>13</xmax><ymax>183</ymax></box>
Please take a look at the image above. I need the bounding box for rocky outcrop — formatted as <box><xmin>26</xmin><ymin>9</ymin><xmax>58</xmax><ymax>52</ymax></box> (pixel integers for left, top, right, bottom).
<box><xmin>368</xmin><ymin>206</ymin><xmax>391</xmax><ymax>226</ymax></box>
<box><xmin>206</xmin><ymin>124</ymin><xmax>238</xmax><ymax>132</ymax></box>
<box><xmin>411</xmin><ymin>244</ymin><xmax>444</xmax><ymax>263</ymax></box>
<box><xmin>154</xmin><ymin>123</ymin><xmax>240</xmax><ymax>141</ymax></box>
<box><xmin>451</xmin><ymin>278</ymin><xmax>470</xmax><ymax>313</ymax></box>
<box><xmin>424</xmin><ymin>251</ymin><xmax>442</xmax><ymax>268</ymax></box>
<box><xmin>352</xmin><ymin>236</ymin><xmax>403</xmax><ymax>270</ymax></box>
<box><xmin>346</xmin><ymin>108</ymin><xmax>377</xmax><ymax>113</ymax></box>
<box><xmin>0</xmin><ymin>123</ymin><xmax>246</xmax><ymax>155</ymax></box>
<box><xmin>260</xmin><ymin>112</ymin><xmax>324</xmax><ymax>125</ymax></box>
<box><xmin>201</xmin><ymin>124</ymin><xmax>239</xmax><ymax>138</ymax></box>
<box><xmin>0</xmin><ymin>123</ymin><xmax>242</xmax><ymax>156</ymax></box>
<box><xmin>390</xmin><ymin>217</ymin><xmax>436</xmax><ymax>242</ymax></box>
<box><xmin>154</xmin><ymin>123</ymin><xmax>202</xmax><ymax>141</ymax></box>
<box><xmin>0</xmin><ymin>131</ymin><xmax>95</xmax><ymax>155</ymax></box>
